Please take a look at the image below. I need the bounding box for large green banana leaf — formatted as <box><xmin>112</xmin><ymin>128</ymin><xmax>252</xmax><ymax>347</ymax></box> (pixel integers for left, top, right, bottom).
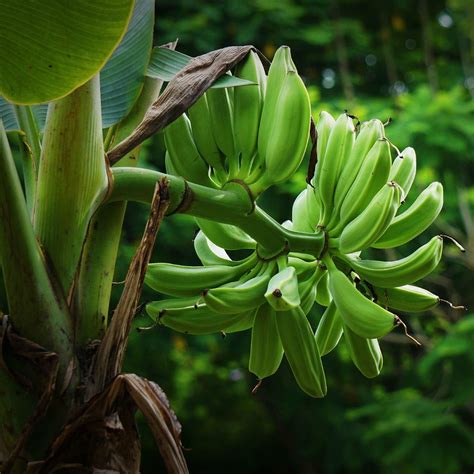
<box><xmin>0</xmin><ymin>0</ymin><xmax>153</xmax><ymax>131</ymax></box>
<box><xmin>100</xmin><ymin>0</ymin><xmax>155</xmax><ymax>128</ymax></box>
<box><xmin>0</xmin><ymin>0</ymin><xmax>135</xmax><ymax>104</ymax></box>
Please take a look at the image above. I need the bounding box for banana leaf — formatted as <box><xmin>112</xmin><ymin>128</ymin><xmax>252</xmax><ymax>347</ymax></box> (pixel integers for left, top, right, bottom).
<box><xmin>0</xmin><ymin>0</ymin><xmax>134</xmax><ymax>104</ymax></box>
<box><xmin>101</xmin><ymin>0</ymin><xmax>155</xmax><ymax>128</ymax></box>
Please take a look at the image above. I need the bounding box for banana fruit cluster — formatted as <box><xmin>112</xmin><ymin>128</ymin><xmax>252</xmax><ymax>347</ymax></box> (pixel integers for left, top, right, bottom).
<box><xmin>164</xmin><ymin>46</ymin><xmax>311</xmax><ymax>192</ymax></box>
<box><xmin>146</xmin><ymin>242</ymin><xmax>327</xmax><ymax>397</ymax></box>
<box><xmin>287</xmin><ymin>110</ymin><xmax>447</xmax><ymax>382</ymax></box>
<box><xmin>145</xmin><ymin>47</ymin><xmax>454</xmax><ymax>397</ymax></box>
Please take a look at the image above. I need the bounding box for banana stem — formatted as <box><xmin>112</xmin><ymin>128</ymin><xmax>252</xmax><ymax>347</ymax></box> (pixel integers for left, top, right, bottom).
<box><xmin>109</xmin><ymin>167</ymin><xmax>325</xmax><ymax>257</ymax></box>
<box><xmin>14</xmin><ymin>105</ymin><xmax>42</xmax><ymax>169</ymax></box>
<box><xmin>110</xmin><ymin>167</ymin><xmax>250</xmax><ymax>216</ymax></box>
<box><xmin>14</xmin><ymin>133</ymin><xmax>37</xmax><ymax>216</ymax></box>
<box><xmin>73</xmin><ymin>76</ymin><xmax>165</xmax><ymax>346</ymax></box>
<box><xmin>321</xmin><ymin>255</ymin><xmax>336</xmax><ymax>272</ymax></box>
<box><xmin>276</xmin><ymin>254</ymin><xmax>288</xmax><ymax>271</ymax></box>
<box><xmin>14</xmin><ymin>106</ymin><xmax>41</xmax><ymax>214</ymax></box>
<box><xmin>0</xmin><ymin>120</ymin><xmax>74</xmax><ymax>374</ymax></box>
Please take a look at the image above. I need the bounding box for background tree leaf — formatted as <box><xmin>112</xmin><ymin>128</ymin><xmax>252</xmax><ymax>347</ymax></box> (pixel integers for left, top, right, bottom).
<box><xmin>101</xmin><ymin>0</ymin><xmax>155</xmax><ymax>128</ymax></box>
<box><xmin>0</xmin><ymin>0</ymin><xmax>135</xmax><ymax>104</ymax></box>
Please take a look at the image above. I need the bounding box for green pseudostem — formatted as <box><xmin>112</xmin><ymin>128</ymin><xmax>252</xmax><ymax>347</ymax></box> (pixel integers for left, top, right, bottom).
<box><xmin>73</xmin><ymin>76</ymin><xmax>164</xmax><ymax>346</ymax></box>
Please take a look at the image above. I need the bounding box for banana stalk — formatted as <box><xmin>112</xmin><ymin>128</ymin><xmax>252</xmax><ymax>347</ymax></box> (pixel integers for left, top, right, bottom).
<box><xmin>0</xmin><ymin>120</ymin><xmax>73</xmax><ymax>367</ymax></box>
<box><xmin>34</xmin><ymin>75</ymin><xmax>109</xmax><ymax>297</ymax></box>
<box><xmin>110</xmin><ymin>168</ymin><xmax>326</xmax><ymax>257</ymax></box>
<box><xmin>73</xmin><ymin>76</ymin><xmax>164</xmax><ymax>345</ymax></box>
<box><xmin>14</xmin><ymin>105</ymin><xmax>41</xmax><ymax>214</ymax></box>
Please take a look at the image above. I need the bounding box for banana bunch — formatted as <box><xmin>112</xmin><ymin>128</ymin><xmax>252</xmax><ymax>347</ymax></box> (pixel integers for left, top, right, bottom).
<box><xmin>163</xmin><ymin>46</ymin><xmax>310</xmax><ymax>194</ymax></box>
<box><xmin>145</xmin><ymin>236</ymin><xmax>329</xmax><ymax>397</ymax></box>
<box><xmin>297</xmin><ymin>110</ymin><xmax>455</xmax><ymax>377</ymax></box>
<box><xmin>145</xmin><ymin>48</ymin><xmax>457</xmax><ymax>397</ymax></box>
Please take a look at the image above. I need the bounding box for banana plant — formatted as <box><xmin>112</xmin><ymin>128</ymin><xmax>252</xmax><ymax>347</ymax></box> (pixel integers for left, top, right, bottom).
<box><xmin>0</xmin><ymin>1</ymin><xmax>254</xmax><ymax>471</ymax></box>
<box><xmin>0</xmin><ymin>0</ymin><xmax>456</xmax><ymax>472</ymax></box>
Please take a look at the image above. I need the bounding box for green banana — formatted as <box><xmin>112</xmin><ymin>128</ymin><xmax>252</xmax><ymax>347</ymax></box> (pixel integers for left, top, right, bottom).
<box><xmin>315</xmin><ymin>270</ymin><xmax>331</xmax><ymax>307</ymax></box>
<box><xmin>315</xmin><ymin>301</ymin><xmax>343</xmax><ymax>356</ymax></box>
<box><xmin>146</xmin><ymin>297</ymin><xmax>251</xmax><ymax>334</ymax></box>
<box><xmin>330</xmin><ymin>138</ymin><xmax>392</xmax><ymax>235</ymax></box>
<box><xmin>145</xmin><ymin>254</ymin><xmax>256</xmax><ymax>297</ymax></box>
<box><xmin>193</xmin><ymin>230</ymin><xmax>236</xmax><ymax>266</ymax></box>
<box><xmin>292</xmin><ymin>188</ymin><xmax>313</xmax><ymax>232</ymax></box>
<box><xmin>288</xmin><ymin>255</ymin><xmax>318</xmax><ymax>280</ymax></box>
<box><xmin>373</xmin><ymin>284</ymin><xmax>439</xmax><ymax>312</ymax></box>
<box><xmin>203</xmin><ymin>265</ymin><xmax>273</xmax><ymax>314</ymax></box>
<box><xmin>299</xmin><ymin>266</ymin><xmax>324</xmax><ymax>314</ymax></box>
<box><xmin>164</xmin><ymin>151</ymin><xmax>178</xmax><ymax>176</ymax></box>
<box><xmin>388</xmin><ymin>147</ymin><xmax>416</xmax><ymax>201</ymax></box>
<box><xmin>372</xmin><ymin>182</ymin><xmax>443</xmax><ymax>249</ymax></box>
<box><xmin>249</xmin><ymin>304</ymin><xmax>284</xmax><ymax>379</ymax></box>
<box><xmin>344</xmin><ymin>235</ymin><xmax>443</xmax><ymax>288</ymax></box>
<box><xmin>276</xmin><ymin>305</ymin><xmax>327</xmax><ymax>397</ymax></box>
<box><xmin>187</xmin><ymin>94</ymin><xmax>227</xmax><ymax>181</ymax></box>
<box><xmin>313</xmin><ymin>111</ymin><xmax>336</xmax><ymax>186</ymax></box>
<box><xmin>234</xmin><ymin>51</ymin><xmax>267</xmax><ymax>177</ymax></box>
<box><xmin>255</xmin><ymin>70</ymin><xmax>311</xmax><ymax>189</ymax></box>
<box><xmin>257</xmin><ymin>46</ymin><xmax>295</xmax><ymax>162</ymax></box>
<box><xmin>326</xmin><ymin>258</ymin><xmax>398</xmax><ymax>339</ymax></box>
<box><xmin>305</xmin><ymin>184</ymin><xmax>322</xmax><ymax>231</ymax></box>
<box><xmin>317</xmin><ymin>113</ymin><xmax>356</xmax><ymax>226</ymax></box>
<box><xmin>152</xmin><ymin>303</ymin><xmax>251</xmax><ymax>335</ymax></box>
<box><xmin>146</xmin><ymin>89</ymin><xmax>449</xmax><ymax>398</ymax></box>
<box><xmin>337</xmin><ymin>181</ymin><xmax>401</xmax><ymax>254</ymax></box>
<box><xmin>164</xmin><ymin>113</ymin><xmax>213</xmax><ymax>186</ymax></box>
<box><xmin>206</xmin><ymin>86</ymin><xmax>236</xmax><ymax>164</ymax></box>
<box><xmin>333</xmin><ymin>119</ymin><xmax>385</xmax><ymax>212</ymax></box>
<box><xmin>196</xmin><ymin>217</ymin><xmax>256</xmax><ymax>250</ymax></box>
<box><xmin>147</xmin><ymin>296</ymin><xmax>199</xmax><ymax>316</ymax></box>
<box><xmin>265</xmin><ymin>266</ymin><xmax>300</xmax><ymax>311</ymax></box>
<box><xmin>300</xmin><ymin>277</ymin><xmax>318</xmax><ymax>315</ymax></box>
<box><xmin>343</xmin><ymin>323</ymin><xmax>383</xmax><ymax>378</ymax></box>
<box><xmin>225</xmin><ymin>308</ymin><xmax>256</xmax><ymax>333</ymax></box>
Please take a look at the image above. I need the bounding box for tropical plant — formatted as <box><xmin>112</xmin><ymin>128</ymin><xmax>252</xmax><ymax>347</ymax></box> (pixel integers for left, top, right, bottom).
<box><xmin>0</xmin><ymin>1</ymin><xmax>458</xmax><ymax>472</ymax></box>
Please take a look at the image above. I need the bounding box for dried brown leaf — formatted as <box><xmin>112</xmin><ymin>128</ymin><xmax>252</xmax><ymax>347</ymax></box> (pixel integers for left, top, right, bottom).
<box><xmin>107</xmin><ymin>45</ymin><xmax>255</xmax><ymax>164</ymax></box>
<box><xmin>31</xmin><ymin>374</ymin><xmax>187</xmax><ymax>474</ymax></box>
<box><xmin>90</xmin><ymin>179</ymin><xmax>169</xmax><ymax>395</ymax></box>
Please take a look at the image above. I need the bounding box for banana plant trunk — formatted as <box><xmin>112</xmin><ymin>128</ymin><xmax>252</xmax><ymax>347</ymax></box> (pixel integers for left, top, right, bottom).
<box><xmin>0</xmin><ymin>3</ymin><xmax>263</xmax><ymax>471</ymax></box>
<box><xmin>0</xmin><ymin>75</ymin><xmax>186</xmax><ymax>472</ymax></box>
<box><xmin>0</xmin><ymin>34</ymin><xmax>269</xmax><ymax>471</ymax></box>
